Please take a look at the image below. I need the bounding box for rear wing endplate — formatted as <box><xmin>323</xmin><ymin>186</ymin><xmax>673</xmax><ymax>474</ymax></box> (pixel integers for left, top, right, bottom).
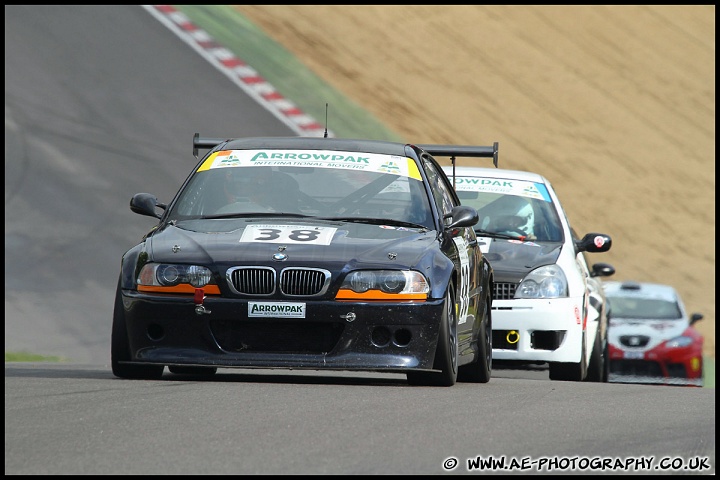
<box><xmin>193</xmin><ymin>133</ymin><xmax>228</xmax><ymax>158</ymax></box>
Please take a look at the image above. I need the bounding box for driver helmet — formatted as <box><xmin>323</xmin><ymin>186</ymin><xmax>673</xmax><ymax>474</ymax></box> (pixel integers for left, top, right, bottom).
<box><xmin>490</xmin><ymin>195</ymin><xmax>535</xmax><ymax>237</ymax></box>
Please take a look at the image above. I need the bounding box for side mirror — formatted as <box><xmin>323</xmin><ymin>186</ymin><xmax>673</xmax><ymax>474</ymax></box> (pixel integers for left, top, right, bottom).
<box><xmin>591</xmin><ymin>262</ymin><xmax>615</xmax><ymax>278</ymax></box>
<box><xmin>690</xmin><ymin>313</ymin><xmax>704</xmax><ymax>325</ymax></box>
<box><xmin>130</xmin><ymin>193</ymin><xmax>165</xmax><ymax>219</ymax></box>
<box><xmin>576</xmin><ymin>233</ymin><xmax>612</xmax><ymax>253</ymax></box>
<box><xmin>444</xmin><ymin>205</ymin><xmax>479</xmax><ymax>230</ymax></box>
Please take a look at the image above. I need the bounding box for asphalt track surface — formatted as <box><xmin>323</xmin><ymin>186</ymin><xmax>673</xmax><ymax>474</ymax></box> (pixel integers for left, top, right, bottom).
<box><xmin>4</xmin><ymin>5</ymin><xmax>716</xmax><ymax>475</ymax></box>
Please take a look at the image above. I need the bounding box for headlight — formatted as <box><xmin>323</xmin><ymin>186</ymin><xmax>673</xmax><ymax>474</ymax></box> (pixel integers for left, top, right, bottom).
<box><xmin>666</xmin><ymin>336</ymin><xmax>693</xmax><ymax>348</ymax></box>
<box><xmin>337</xmin><ymin>270</ymin><xmax>429</xmax><ymax>300</ymax></box>
<box><xmin>515</xmin><ymin>265</ymin><xmax>568</xmax><ymax>299</ymax></box>
<box><xmin>138</xmin><ymin>263</ymin><xmax>213</xmax><ymax>288</ymax></box>
<box><xmin>348</xmin><ymin>271</ymin><xmax>374</xmax><ymax>293</ymax></box>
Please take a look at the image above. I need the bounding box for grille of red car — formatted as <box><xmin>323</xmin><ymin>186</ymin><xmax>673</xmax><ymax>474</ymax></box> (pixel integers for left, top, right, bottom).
<box><xmin>610</xmin><ymin>359</ymin><xmax>663</xmax><ymax>377</ymax></box>
<box><xmin>618</xmin><ymin>335</ymin><xmax>650</xmax><ymax>348</ymax></box>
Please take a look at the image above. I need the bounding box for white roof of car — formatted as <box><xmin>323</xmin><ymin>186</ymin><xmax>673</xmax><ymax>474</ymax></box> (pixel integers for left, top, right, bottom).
<box><xmin>442</xmin><ymin>166</ymin><xmax>549</xmax><ymax>184</ymax></box>
<box><xmin>603</xmin><ymin>281</ymin><xmax>679</xmax><ymax>302</ymax></box>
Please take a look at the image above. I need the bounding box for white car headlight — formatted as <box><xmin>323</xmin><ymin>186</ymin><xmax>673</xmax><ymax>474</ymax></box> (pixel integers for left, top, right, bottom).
<box><xmin>515</xmin><ymin>265</ymin><xmax>568</xmax><ymax>299</ymax></box>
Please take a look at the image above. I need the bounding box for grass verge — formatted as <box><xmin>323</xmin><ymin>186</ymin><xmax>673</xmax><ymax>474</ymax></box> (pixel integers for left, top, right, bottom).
<box><xmin>5</xmin><ymin>352</ymin><xmax>67</xmax><ymax>362</ymax></box>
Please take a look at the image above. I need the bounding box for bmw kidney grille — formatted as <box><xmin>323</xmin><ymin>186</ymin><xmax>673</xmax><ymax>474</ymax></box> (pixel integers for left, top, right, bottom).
<box><xmin>226</xmin><ymin>266</ymin><xmax>330</xmax><ymax>296</ymax></box>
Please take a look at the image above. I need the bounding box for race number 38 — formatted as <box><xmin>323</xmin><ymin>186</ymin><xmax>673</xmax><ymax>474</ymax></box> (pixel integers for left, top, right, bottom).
<box><xmin>452</xmin><ymin>237</ymin><xmax>471</xmax><ymax>325</ymax></box>
<box><xmin>240</xmin><ymin>225</ymin><xmax>338</xmax><ymax>245</ymax></box>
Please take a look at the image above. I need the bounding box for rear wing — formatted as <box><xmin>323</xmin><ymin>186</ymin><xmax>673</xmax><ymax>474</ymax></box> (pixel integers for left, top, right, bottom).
<box><xmin>418</xmin><ymin>142</ymin><xmax>499</xmax><ymax>168</ymax></box>
<box><xmin>191</xmin><ymin>133</ymin><xmax>500</xmax><ymax>169</ymax></box>
<box><xmin>418</xmin><ymin>142</ymin><xmax>499</xmax><ymax>188</ymax></box>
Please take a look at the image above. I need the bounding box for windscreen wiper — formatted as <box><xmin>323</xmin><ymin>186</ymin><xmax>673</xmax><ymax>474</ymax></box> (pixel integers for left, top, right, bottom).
<box><xmin>202</xmin><ymin>212</ymin><xmax>313</xmax><ymax>220</ymax></box>
<box><xmin>320</xmin><ymin>217</ymin><xmax>428</xmax><ymax>230</ymax></box>
<box><xmin>474</xmin><ymin>229</ymin><xmax>526</xmax><ymax>241</ymax></box>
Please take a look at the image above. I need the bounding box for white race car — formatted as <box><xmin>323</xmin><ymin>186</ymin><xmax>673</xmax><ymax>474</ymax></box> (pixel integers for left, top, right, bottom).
<box><xmin>442</xmin><ymin>164</ymin><xmax>615</xmax><ymax>381</ymax></box>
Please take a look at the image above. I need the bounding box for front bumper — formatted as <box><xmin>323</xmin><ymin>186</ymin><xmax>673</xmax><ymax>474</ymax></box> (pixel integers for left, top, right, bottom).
<box><xmin>118</xmin><ymin>290</ymin><xmax>445</xmax><ymax>373</ymax></box>
<box><xmin>490</xmin><ymin>297</ymin><xmax>585</xmax><ymax>363</ymax></box>
<box><xmin>608</xmin><ymin>344</ymin><xmax>703</xmax><ymax>387</ymax></box>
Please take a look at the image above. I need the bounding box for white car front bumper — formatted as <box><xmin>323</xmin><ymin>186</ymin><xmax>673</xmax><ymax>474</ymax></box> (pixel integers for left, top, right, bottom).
<box><xmin>491</xmin><ymin>297</ymin><xmax>587</xmax><ymax>363</ymax></box>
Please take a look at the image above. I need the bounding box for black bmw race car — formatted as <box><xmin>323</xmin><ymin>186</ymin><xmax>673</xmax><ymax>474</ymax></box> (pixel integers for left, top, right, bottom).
<box><xmin>112</xmin><ymin>135</ymin><xmax>496</xmax><ymax>386</ymax></box>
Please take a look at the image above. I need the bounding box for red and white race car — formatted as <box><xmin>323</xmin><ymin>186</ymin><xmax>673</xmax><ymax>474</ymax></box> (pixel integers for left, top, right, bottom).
<box><xmin>603</xmin><ymin>281</ymin><xmax>705</xmax><ymax>387</ymax></box>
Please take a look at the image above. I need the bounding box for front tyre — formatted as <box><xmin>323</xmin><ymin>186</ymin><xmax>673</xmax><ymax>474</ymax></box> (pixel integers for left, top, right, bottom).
<box><xmin>458</xmin><ymin>295</ymin><xmax>492</xmax><ymax>383</ymax></box>
<box><xmin>585</xmin><ymin>328</ymin><xmax>608</xmax><ymax>382</ymax></box>
<box><xmin>407</xmin><ymin>287</ymin><xmax>458</xmax><ymax>386</ymax></box>
<box><xmin>549</xmin><ymin>331</ymin><xmax>587</xmax><ymax>382</ymax></box>
<box><xmin>111</xmin><ymin>278</ymin><xmax>164</xmax><ymax>380</ymax></box>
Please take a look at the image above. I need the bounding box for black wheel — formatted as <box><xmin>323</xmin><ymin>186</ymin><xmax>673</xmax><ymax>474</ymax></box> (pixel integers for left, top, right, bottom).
<box><xmin>585</xmin><ymin>327</ymin><xmax>608</xmax><ymax>383</ymax></box>
<box><xmin>407</xmin><ymin>287</ymin><xmax>458</xmax><ymax>386</ymax></box>
<box><xmin>697</xmin><ymin>359</ymin><xmax>705</xmax><ymax>387</ymax></box>
<box><xmin>548</xmin><ymin>331</ymin><xmax>587</xmax><ymax>382</ymax></box>
<box><xmin>111</xmin><ymin>278</ymin><xmax>164</xmax><ymax>380</ymax></box>
<box><xmin>602</xmin><ymin>340</ymin><xmax>609</xmax><ymax>382</ymax></box>
<box><xmin>168</xmin><ymin>366</ymin><xmax>218</xmax><ymax>376</ymax></box>
<box><xmin>458</xmin><ymin>295</ymin><xmax>492</xmax><ymax>383</ymax></box>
